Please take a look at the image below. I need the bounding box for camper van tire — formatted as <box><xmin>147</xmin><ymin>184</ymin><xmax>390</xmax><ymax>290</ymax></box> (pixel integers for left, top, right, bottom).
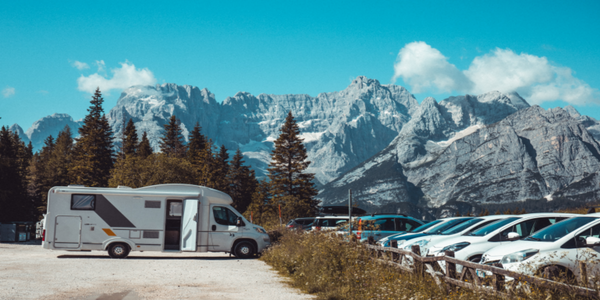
<box><xmin>108</xmin><ymin>243</ymin><xmax>130</xmax><ymax>259</ymax></box>
<box><xmin>233</xmin><ymin>241</ymin><xmax>256</xmax><ymax>259</ymax></box>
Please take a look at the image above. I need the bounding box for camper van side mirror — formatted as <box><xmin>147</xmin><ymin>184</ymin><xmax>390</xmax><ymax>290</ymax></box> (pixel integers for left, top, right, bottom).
<box><xmin>236</xmin><ymin>217</ymin><xmax>244</xmax><ymax>227</ymax></box>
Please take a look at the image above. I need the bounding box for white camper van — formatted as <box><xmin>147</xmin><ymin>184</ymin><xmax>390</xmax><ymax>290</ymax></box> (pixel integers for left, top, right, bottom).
<box><xmin>41</xmin><ymin>184</ymin><xmax>270</xmax><ymax>259</ymax></box>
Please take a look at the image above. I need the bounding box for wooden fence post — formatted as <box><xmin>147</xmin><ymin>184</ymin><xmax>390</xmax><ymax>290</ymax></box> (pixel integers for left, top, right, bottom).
<box><xmin>579</xmin><ymin>261</ymin><xmax>588</xmax><ymax>287</ymax></box>
<box><xmin>411</xmin><ymin>245</ymin><xmax>423</xmax><ymax>276</ymax></box>
<box><xmin>368</xmin><ymin>236</ymin><xmax>375</xmax><ymax>245</ymax></box>
<box><xmin>492</xmin><ymin>263</ymin><xmax>505</xmax><ymax>291</ymax></box>
<box><xmin>390</xmin><ymin>240</ymin><xmax>398</xmax><ymax>262</ymax></box>
<box><xmin>445</xmin><ymin>250</ymin><xmax>455</xmax><ymax>279</ymax></box>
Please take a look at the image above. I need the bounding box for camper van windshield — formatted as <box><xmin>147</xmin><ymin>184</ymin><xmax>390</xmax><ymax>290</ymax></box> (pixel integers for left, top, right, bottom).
<box><xmin>213</xmin><ymin>207</ymin><xmax>238</xmax><ymax>226</ymax></box>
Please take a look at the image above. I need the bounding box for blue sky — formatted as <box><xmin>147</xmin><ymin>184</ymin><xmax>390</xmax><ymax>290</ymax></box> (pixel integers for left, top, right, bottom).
<box><xmin>1</xmin><ymin>1</ymin><xmax>600</xmax><ymax>129</ymax></box>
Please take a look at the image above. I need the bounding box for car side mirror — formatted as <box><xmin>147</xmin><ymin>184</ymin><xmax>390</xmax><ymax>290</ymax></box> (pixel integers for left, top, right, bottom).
<box><xmin>586</xmin><ymin>236</ymin><xmax>600</xmax><ymax>246</ymax></box>
<box><xmin>507</xmin><ymin>232</ymin><xmax>521</xmax><ymax>241</ymax></box>
<box><xmin>236</xmin><ymin>216</ymin><xmax>244</xmax><ymax>227</ymax></box>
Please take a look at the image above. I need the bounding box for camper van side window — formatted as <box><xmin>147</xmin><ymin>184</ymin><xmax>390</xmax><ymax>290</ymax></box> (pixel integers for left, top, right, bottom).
<box><xmin>71</xmin><ymin>194</ymin><xmax>95</xmax><ymax>210</ymax></box>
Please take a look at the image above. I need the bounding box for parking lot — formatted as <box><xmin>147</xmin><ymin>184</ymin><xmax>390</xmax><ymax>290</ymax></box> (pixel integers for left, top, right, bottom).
<box><xmin>0</xmin><ymin>241</ymin><xmax>312</xmax><ymax>300</ymax></box>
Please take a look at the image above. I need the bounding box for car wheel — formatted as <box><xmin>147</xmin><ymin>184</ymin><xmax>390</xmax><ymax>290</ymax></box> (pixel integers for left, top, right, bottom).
<box><xmin>234</xmin><ymin>241</ymin><xmax>255</xmax><ymax>259</ymax></box>
<box><xmin>468</xmin><ymin>255</ymin><xmax>482</xmax><ymax>263</ymax></box>
<box><xmin>108</xmin><ymin>243</ymin><xmax>130</xmax><ymax>259</ymax></box>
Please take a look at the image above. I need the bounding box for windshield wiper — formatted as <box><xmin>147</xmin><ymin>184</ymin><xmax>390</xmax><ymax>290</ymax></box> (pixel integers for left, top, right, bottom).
<box><xmin>526</xmin><ymin>236</ymin><xmax>540</xmax><ymax>241</ymax></box>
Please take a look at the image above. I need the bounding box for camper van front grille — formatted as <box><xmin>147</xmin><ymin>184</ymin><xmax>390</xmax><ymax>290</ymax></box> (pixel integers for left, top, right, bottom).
<box><xmin>143</xmin><ymin>231</ymin><xmax>159</xmax><ymax>239</ymax></box>
<box><xmin>145</xmin><ymin>201</ymin><xmax>161</xmax><ymax>208</ymax></box>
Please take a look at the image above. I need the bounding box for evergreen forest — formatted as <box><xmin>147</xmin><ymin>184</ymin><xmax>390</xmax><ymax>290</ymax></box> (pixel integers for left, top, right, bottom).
<box><xmin>0</xmin><ymin>89</ymin><xmax>319</xmax><ymax>226</ymax></box>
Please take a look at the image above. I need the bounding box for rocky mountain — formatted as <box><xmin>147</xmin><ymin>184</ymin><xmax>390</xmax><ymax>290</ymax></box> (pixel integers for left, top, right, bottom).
<box><xmin>319</xmin><ymin>105</ymin><xmax>600</xmax><ymax>214</ymax></box>
<box><xmin>10</xmin><ymin>76</ymin><xmax>600</xmax><ymax>216</ymax></box>
<box><xmin>10</xmin><ymin>113</ymin><xmax>82</xmax><ymax>150</ymax></box>
<box><xmin>107</xmin><ymin>77</ymin><xmax>419</xmax><ymax>183</ymax></box>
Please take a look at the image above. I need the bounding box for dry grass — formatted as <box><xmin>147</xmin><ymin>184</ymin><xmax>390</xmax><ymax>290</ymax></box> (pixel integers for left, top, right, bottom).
<box><xmin>261</xmin><ymin>230</ymin><xmax>599</xmax><ymax>300</ymax></box>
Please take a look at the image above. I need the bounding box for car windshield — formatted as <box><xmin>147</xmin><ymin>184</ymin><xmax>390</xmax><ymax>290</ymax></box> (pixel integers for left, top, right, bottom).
<box><xmin>423</xmin><ymin>218</ymin><xmax>472</xmax><ymax>234</ymax></box>
<box><xmin>467</xmin><ymin>217</ymin><xmax>520</xmax><ymax>236</ymax></box>
<box><xmin>411</xmin><ymin>220</ymin><xmax>443</xmax><ymax>233</ymax></box>
<box><xmin>525</xmin><ymin>217</ymin><xmax>596</xmax><ymax>242</ymax></box>
<box><xmin>441</xmin><ymin>218</ymin><xmax>484</xmax><ymax>235</ymax></box>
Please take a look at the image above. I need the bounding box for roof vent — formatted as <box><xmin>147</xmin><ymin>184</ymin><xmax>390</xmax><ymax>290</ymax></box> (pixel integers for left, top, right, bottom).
<box><xmin>67</xmin><ymin>185</ymin><xmax>85</xmax><ymax>188</ymax></box>
<box><xmin>117</xmin><ymin>186</ymin><xmax>132</xmax><ymax>189</ymax></box>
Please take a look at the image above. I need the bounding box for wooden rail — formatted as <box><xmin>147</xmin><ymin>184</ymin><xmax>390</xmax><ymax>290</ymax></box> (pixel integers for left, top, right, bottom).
<box><xmin>365</xmin><ymin>243</ymin><xmax>599</xmax><ymax>298</ymax></box>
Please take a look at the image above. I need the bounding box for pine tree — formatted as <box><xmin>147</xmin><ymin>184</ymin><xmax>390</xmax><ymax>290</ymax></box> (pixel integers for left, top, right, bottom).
<box><xmin>187</xmin><ymin>122</ymin><xmax>206</xmax><ymax>166</ymax></box>
<box><xmin>48</xmin><ymin>126</ymin><xmax>73</xmax><ymax>187</ymax></box>
<box><xmin>0</xmin><ymin>127</ymin><xmax>30</xmax><ymax>222</ymax></box>
<box><xmin>70</xmin><ymin>88</ymin><xmax>114</xmax><ymax>187</ymax></box>
<box><xmin>243</xmin><ymin>179</ymin><xmax>274</xmax><ymax>226</ymax></box>
<box><xmin>122</xmin><ymin>119</ymin><xmax>138</xmax><ymax>157</ymax></box>
<box><xmin>137</xmin><ymin>131</ymin><xmax>153</xmax><ymax>159</ymax></box>
<box><xmin>212</xmin><ymin>145</ymin><xmax>230</xmax><ymax>192</ymax></box>
<box><xmin>197</xmin><ymin>139</ymin><xmax>218</xmax><ymax>188</ymax></box>
<box><xmin>267</xmin><ymin>111</ymin><xmax>319</xmax><ymax>221</ymax></box>
<box><xmin>228</xmin><ymin>148</ymin><xmax>258</xmax><ymax>214</ymax></box>
<box><xmin>160</xmin><ymin>115</ymin><xmax>185</xmax><ymax>157</ymax></box>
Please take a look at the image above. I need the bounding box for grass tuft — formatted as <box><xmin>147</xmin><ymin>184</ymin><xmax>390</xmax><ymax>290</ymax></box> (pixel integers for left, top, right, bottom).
<box><xmin>261</xmin><ymin>230</ymin><xmax>598</xmax><ymax>300</ymax></box>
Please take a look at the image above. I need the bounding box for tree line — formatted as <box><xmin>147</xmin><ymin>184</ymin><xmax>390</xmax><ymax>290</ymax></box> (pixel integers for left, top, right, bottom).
<box><xmin>0</xmin><ymin>88</ymin><xmax>319</xmax><ymax>226</ymax></box>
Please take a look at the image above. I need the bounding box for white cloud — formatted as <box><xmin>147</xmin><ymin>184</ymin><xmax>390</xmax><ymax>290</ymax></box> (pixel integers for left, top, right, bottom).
<box><xmin>71</xmin><ymin>61</ymin><xmax>90</xmax><ymax>70</ymax></box>
<box><xmin>77</xmin><ymin>61</ymin><xmax>157</xmax><ymax>94</ymax></box>
<box><xmin>392</xmin><ymin>42</ymin><xmax>472</xmax><ymax>93</ymax></box>
<box><xmin>392</xmin><ymin>42</ymin><xmax>600</xmax><ymax>105</ymax></box>
<box><xmin>96</xmin><ymin>60</ymin><xmax>106</xmax><ymax>73</ymax></box>
<box><xmin>2</xmin><ymin>86</ymin><xmax>15</xmax><ymax>98</ymax></box>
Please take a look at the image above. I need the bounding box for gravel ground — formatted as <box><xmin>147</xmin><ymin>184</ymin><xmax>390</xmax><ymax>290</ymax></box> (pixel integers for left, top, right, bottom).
<box><xmin>0</xmin><ymin>241</ymin><xmax>313</xmax><ymax>300</ymax></box>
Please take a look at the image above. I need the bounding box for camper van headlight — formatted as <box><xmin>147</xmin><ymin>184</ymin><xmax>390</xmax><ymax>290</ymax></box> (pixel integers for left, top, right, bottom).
<box><xmin>254</xmin><ymin>227</ymin><xmax>267</xmax><ymax>234</ymax></box>
<box><xmin>501</xmin><ymin>249</ymin><xmax>539</xmax><ymax>264</ymax></box>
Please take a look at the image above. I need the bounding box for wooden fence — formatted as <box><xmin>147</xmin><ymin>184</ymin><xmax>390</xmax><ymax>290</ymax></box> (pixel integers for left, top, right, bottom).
<box><xmin>365</xmin><ymin>241</ymin><xmax>599</xmax><ymax>298</ymax></box>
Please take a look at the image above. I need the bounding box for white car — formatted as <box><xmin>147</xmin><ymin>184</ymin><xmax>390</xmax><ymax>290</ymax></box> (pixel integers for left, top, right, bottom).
<box><xmin>378</xmin><ymin>217</ymin><xmax>475</xmax><ymax>248</ymax></box>
<box><xmin>400</xmin><ymin>215</ymin><xmax>512</xmax><ymax>255</ymax></box>
<box><xmin>481</xmin><ymin>213</ymin><xmax>600</xmax><ymax>284</ymax></box>
<box><xmin>311</xmin><ymin>216</ymin><xmax>350</xmax><ymax>231</ymax></box>
<box><xmin>426</xmin><ymin>213</ymin><xmax>579</xmax><ymax>269</ymax></box>
<box><xmin>377</xmin><ymin>219</ymin><xmax>445</xmax><ymax>247</ymax></box>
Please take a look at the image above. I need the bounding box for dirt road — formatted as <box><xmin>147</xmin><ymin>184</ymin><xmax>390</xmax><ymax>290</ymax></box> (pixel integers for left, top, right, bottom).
<box><xmin>0</xmin><ymin>242</ymin><xmax>312</xmax><ymax>300</ymax></box>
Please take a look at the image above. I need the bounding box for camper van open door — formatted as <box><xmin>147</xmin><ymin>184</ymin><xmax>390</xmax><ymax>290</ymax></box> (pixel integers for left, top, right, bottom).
<box><xmin>180</xmin><ymin>199</ymin><xmax>198</xmax><ymax>251</ymax></box>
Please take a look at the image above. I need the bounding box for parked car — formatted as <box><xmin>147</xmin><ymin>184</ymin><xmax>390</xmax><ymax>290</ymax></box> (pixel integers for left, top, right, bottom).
<box><xmin>354</xmin><ymin>214</ymin><xmax>424</xmax><ymax>242</ymax></box>
<box><xmin>377</xmin><ymin>219</ymin><xmax>445</xmax><ymax>246</ymax></box>
<box><xmin>312</xmin><ymin>216</ymin><xmax>351</xmax><ymax>231</ymax></box>
<box><xmin>380</xmin><ymin>217</ymin><xmax>475</xmax><ymax>247</ymax></box>
<box><xmin>426</xmin><ymin>213</ymin><xmax>579</xmax><ymax>271</ymax></box>
<box><xmin>286</xmin><ymin>217</ymin><xmax>315</xmax><ymax>230</ymax></box>
<box><xmin>400</xmin><ymin>215</ymin><xmax>512</xmax><ymax>255</ymax></box>
<box><xmin>480</xmin><ymin>213</ymin><xmax>600</xmax><ymax>283</ymax></box>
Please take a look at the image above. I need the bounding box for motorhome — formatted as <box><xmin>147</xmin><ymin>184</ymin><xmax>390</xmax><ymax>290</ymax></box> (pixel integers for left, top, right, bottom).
<box><xmin>41</xmin><ymin>184</ymin><xmax>270</xmax><ymax>259</ymax></box>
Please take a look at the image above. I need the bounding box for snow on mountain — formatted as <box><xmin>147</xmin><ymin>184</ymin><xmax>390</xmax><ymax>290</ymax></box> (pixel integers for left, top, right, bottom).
<box><xmin>9</xmin><ymin>124</ymin><xmax>29</xmax><ymax>144</ymax></box>
<box><xmin>319</xmin><ymin>91</ymin><xmax>530</xmax><ymax>206</ymax></box>
<box><xmin>108</xmin><ymin>83</ymin><xmax>220</xmax><ymax>152</ymax></box>
<box><xmin>107</xmin><ymin>76</ymin><xmax>419</xmax><ymax>183</ymax></box>
<box><xmin>320</xmin><ymin>104</ymin><xmax>600</xmax><ymax>210</ymax></box>
<box><xmin>18</xmin><ymin>113</ymin><xmax>82</xmax><ymax>150</ymax></box>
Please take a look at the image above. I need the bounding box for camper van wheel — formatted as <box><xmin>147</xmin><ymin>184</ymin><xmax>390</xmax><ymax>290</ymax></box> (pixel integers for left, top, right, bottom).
<box><xmin>108</xmin><ymin>243</ymin><xmax>130</xmax><ymax>259</ymax></box>
<box><xmin>234</xmin><ymin>241</ymin><xmax>255</xmax><ymax>259</ymax></box>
